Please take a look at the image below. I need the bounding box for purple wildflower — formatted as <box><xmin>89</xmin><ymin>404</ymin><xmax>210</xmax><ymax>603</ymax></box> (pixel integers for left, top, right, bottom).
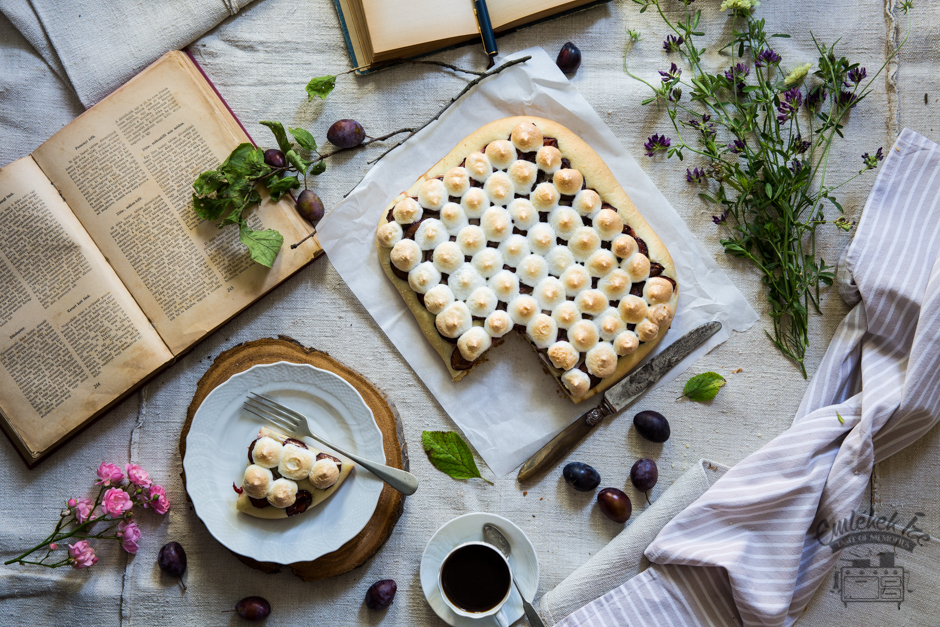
<box><xmin>668</xmin><ymin>87</ymin><xmax>683</xmax><ymax>103</ymax></box>
<box><xmin>663</xmin><ymin>35</ymin><xmax>684</xmax><ymax>53</ymax></box>
<box><xmin>755</xmin><ymin>49</ymin><xmax>781</xmax><ymax>68</ymax></box>
<box><xmin>789</xmin><ymin>159</ymin><xmax>806</xmax><ymax>175</ymax></box>
<box><xmin>727</xmin><ymin>139</ymin><xmax>746</xmax><ymax>154</ymax></box>
<box><xmin>776</xmin><ymin>88</ymin><xmax>803</xmax><ymax>124</ymax></box>
<box><xmin>724</xmin><ymin>63</ymin><xmax>750</xmax><ymax>83</ymax></box>
<box><xmin>659</xmin><ymin>63</ymin><xmax>681</xmax><ymax>84</ymax></box>
<box><xmin>793</xmin><ymin>134</ymin><xmax>810</xmax><ymax>154</ymax></box>
<box><xmin>689</xmin><ymin>113</ymin><xmax>716</xmax><ymax>137</ymax></box>
<box><xmin>838</xmin><ymin>90</ymin><xmax>858</xmax><ymax>109</ymax></box>
<box><xmin>686</xmin><ymin>167</ymin><xmax>707</xmax><ymax>183</ymax></box>
<box><xmin>847</xmin><ymin>67</ymin><xmax>867</xmax><ymax>85</ymax></box>
<box><xmin>712</xmin><ymin>209</ymin><xmax>729</xmax><ymax>225</ymax></box>
<box><xmin>644</xmin><ymin>134</ymin><xmax>671</xmax><ymax>157</ymax></box>
<box><xmin>805</xmin><ymin>85</ymin><xmax>826</xmax><ymax>110</ymax></box>
<box><xmin>861</xmin><ymin>147</ymin><xmax>884</xmax><ymax>170</ymax></box>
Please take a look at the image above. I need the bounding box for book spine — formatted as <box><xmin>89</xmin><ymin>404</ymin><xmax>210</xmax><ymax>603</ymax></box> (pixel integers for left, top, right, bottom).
<box><xmin>331</xmin><ymin>0</ymin><xmax>361</xmax><ymax>71</ymax></box>
<box><xmin>184</xmin><ymin>48</ymin><xmax>256</xmax><ymax>147</ymax></box>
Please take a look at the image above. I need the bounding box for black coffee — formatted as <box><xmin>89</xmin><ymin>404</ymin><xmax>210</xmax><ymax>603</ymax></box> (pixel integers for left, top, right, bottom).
<box><xmin>440</xmin><ymin>544</ymin><xmax>511</xmax><ymax>613</ymax></box>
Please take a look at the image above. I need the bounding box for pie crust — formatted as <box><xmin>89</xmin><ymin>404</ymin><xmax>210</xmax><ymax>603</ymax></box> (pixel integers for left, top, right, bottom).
<box><xmin>376</xmin><ymin>117</ymin><xmax>678</xmax><ymax>403</ymax></box>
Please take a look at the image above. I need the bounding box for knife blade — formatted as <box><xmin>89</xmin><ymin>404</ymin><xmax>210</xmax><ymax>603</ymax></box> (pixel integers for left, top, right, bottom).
<box><xmin>517</xmin><ymin>321</ymin><xmax>722</xmax><ymax>482</ymax></box>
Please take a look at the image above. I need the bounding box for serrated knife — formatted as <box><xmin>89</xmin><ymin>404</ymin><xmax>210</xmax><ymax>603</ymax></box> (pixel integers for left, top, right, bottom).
<box><xmin>517</xmin><ymin>321</ymin><xmax>722</xmax><ymax>482</ymax></box>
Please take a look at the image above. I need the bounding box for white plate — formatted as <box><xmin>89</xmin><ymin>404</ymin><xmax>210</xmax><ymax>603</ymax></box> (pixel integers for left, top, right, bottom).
<box><xmin>421</xmin><ymin>513</ymin><xmax>540</xmax><ymax>626</ymax></box>
<box><xmin>183</xmin><ymin>361</ymin><xmax>385</xmax><ymax>564</ymax></box>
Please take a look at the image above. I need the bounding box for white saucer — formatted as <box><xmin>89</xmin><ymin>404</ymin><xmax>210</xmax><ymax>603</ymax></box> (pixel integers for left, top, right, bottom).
<box><xmin>421</xmin><ymin>513</ymin><xmax>540</xmax><ymax>626</ymax></box>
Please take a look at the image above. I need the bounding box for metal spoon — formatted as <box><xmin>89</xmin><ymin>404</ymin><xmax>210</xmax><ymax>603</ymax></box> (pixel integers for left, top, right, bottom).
<box><xmin>482</xmin><ymin>523</ymin><xmax>546</xmax><ymax>627</ymax></box>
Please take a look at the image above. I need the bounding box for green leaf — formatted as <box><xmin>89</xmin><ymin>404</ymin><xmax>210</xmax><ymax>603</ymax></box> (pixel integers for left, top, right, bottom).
<box><xmin>308</xmin><ymin>160</ymin><xmax>326</xmax><ymax>176</ymax></box>
<box><xmin>837</xmin><ymin>412</ymin><xmax>845</xmax><ymax>424</ymax></box>
<box><xmin>260</xmin><ymin>121</ymin><xmax>292</xmax><ymax>154</ymax></box>
<box><xmin>266</xmin><ymin>176</ymin><xmax>300</xmax><ymax>201</ymax></box>
<box><xmin>239</xmin><ymin>224</ymin><xmax>284</xmax><ymax>267</ymax></box>
<box><xmin>682</xmin><ymin>372</ymin><xmax>726</xmax><ymax>402</ymax></box>
<box><xmin>193</xmin><ymin>169</ymin><xmax>227</xmax><ymax>196</ymax></box>
<box><xmin>421</xmin><ymin>431</ymin><xmax>492</xmax><ymax>483</ymax></box>
<box><xmin>192</xmin><ymin>194</ymin><xmax>231</xmax><ymax>221</ymax></box>
<box><xmin>221</xmin><ymin>143</ymin><xmax>257</xmax><ymax>176</ymax></box>
<box><xmin>306</xmin><ymin>75</ymin><xmax>337</xmax><ymax>100</ymax></box>
<box><xmin>289</xmin><ymin>127</ymin><xmax>317</xmax><ymax>151</ymax></box>
<box><xmin>285</xmin><ymin>149</ymin><xmax>307</xmax><ymax>175</ymax></box>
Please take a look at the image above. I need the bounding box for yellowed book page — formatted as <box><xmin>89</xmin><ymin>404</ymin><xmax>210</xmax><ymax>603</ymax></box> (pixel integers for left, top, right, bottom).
<box><xmin>0</xmin><ymin>157</ymin><xmax>174</xmax><ymax>458</ymax></box>
<box><xmin>32</xmin><ymin>51</ymin><xmax>319</xmax><ymax>355</ymax></box>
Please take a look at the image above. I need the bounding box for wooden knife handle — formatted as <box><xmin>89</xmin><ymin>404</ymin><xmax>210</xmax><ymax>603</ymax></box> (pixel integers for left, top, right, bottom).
<box><xmin>517</xmin><ymin>398</ymin><xmax>616</xmax><ymax>482</ymax></box>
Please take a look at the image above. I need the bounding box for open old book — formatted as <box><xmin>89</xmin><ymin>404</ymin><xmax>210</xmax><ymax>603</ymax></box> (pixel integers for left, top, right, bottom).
<box><xmin>0</xmin><ymin>51</ymin><xmax>320</xmax><ymax>467</ymax></box>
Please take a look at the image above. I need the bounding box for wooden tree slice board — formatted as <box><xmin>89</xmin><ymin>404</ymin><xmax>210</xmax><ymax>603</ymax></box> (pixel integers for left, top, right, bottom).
<box><xmin>179</xmin><ymin>336</ymin><xmax>408</xmax><ymax>581</ymax></box>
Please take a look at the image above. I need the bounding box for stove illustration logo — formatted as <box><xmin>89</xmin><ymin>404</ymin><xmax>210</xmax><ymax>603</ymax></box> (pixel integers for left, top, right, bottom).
<box><xmin>816</xmin><ymin>511</ymin><xmax>931</xmax><ymax>609</ymax></box>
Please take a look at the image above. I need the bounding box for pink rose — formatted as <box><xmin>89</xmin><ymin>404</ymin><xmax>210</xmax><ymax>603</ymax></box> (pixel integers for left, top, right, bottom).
<box><xmin>102</xmin><ymin>488</ymin><xmax>133</xmax><ymax>517</ymax></box>
<box><xmin>67</xmin><ymin>540</ymin><xmax>97</xmax><ymax>569</ymax></box>
<box><xmin>95</xmin><ymin>462</ymin><xmax>124</xmax><ymax>486</ymax></box>
<box><xmin>125</xmin><ymin>464</ymin><xmax>151</xmax><ymax>488</ymax></box>
<box><xmin>117</xmin><ymin>520</ymin><xmax>141</xmax><ymax>554</ymax></box>
<box><xmin>147</xmin><ymin>485</ymin><xmax>170</xmax><ymax>515</ymax></box>
<box><xmin>73</xmin><ymin>497</ymin><xmax>95</xmax><ymax>523</ymax></box>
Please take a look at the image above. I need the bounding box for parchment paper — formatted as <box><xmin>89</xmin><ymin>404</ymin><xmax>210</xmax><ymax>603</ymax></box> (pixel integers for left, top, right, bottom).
<box><xmin>316</xmin><ymin>47</ymin><xmax>758</xmax><ymax>477</ymax></box>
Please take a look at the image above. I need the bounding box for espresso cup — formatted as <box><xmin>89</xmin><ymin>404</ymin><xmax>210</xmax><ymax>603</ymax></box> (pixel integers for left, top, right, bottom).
<box><xmin>438</xmin><ymin>541</ymin><xmax>513</xmax><ymax>620</ymax></box>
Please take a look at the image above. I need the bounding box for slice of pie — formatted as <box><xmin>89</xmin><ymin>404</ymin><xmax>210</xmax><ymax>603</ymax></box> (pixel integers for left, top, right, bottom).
<box><xmin>375</xmin><ymin>117</ymin><xmax>678</xmax><ymax>404</ymax></box>
<box><xmin>235</xmin><ymin>426</ymin><xmax>354</xmax><ymax>519</ymax></box>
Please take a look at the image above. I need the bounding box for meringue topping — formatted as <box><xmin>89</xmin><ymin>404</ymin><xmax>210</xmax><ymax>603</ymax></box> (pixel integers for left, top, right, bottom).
<box><xmin>549</xmin><ymin>206</ymin><xmax>582</xmax><ymax>240</ymax></box>
<box><xmin>418</xmin><ymin>178</ymin><xmax>446</xmax><ymax>210</ymax></box>
<box><xmin>448</xmin><ymin>263</ymin><xmax>486</xmax><ymax>300</ymax></box>
<box><xmin>593</xmin><ymin>209</ymin><xmax>624</xmax><ymax>240</ymax></box>
<box><xmin>440</xmin><ymin>202</ymin><xmax>469</xmax><ymax>234</ymax></box>
<box><xmin>648</xmin><ymin>303</ymin><xmax>675</xmax><ymax>326</ymax></box>
<box><xmin>423</xmin><ymin>284</ymin><xmax>455</xmax><ymax>314</ymax></box>
<box><xmin>432</xmin><ymin>241</ymin><xmax>463</xmax><ymax>274</ymax></box>
<box><xmin>484</xmin><ymin>310</ymin><xmax>513</xmax><ymax>337</ymax></box>
<box><xmin>568</xmin><ymin>319</ymin><xmax>600</xmax><ymax>352</ymax></box>
<box><xmin>461</xmin><ymin>187</ymin><xmax>490</xmax><ymax>219</ymax></box>
<box><xmin>414</xmin><ymin>218</ymin><xmax>449</xmax><ymax>250</ymax></box>
<box><xmin>635</xmin><ymin>318</ymin><xmax>661</xmax><ymax>342</ymax></box>
<box><xmin>458</xmin><ymin>326</ymin><xmax>493</xmax><ymax>361</ymax></box>
<box><xmin>309</xmin><ymin>458</ymin><xmax>340</xmax><ymax>489</ymax></box>
<box><xmin>436</xmin><ymin>301</ymin><xmax>473</xmax><ymax>338</ymax></box>
<box><xmin>243</xmin><ymin>464</ymin><xmax>274</xmax><ymax>498</ymax></box>
<box><xmin>498</xmin><ymin>234</ymin><xmax>530</xmax><ymax>267</ymax></box>
<box><xmin>466</xmin><ymin>286</ymin><xmax>498</xmax><ymax>318</ymax></box>
<box><xmin>622</xmin><ymin>252</ymin><xmax>651</xmax><ymax>282</ymax></box>
<box><xmin>392</xmin><ymin>197</ymin><xmax>422</xmax><ymax>224</ymax></box>
<box><xmin>611</xmin><ymin>234</ymin><xmax>638</xmax><ymax>259</ymax></box>
<box><xmin>552</xmin><ymin>301</ymin><xmax>582</xmax><ymax>328</ymax></box>
<box><xmin>586</xmin><ymin>342</ymin><xmax>618</xmax><ymax>378</ymax></box>
<box><xmin>517</xmin><ymin>254</ymin><xmax>549</xmax><ymax>286</ymax></box>
<box><xmin>250</xmin><ymin>436</ymin><xmax>283</xmax><ymax>468</ymax></box>
<box><xmin>595</xmin><ymin>307</ymin><xmax>626</xmax><ymax>341</ymax></box>
<box><xmin>465</xmin><ymin>151</ymin><xmax>492</xmax><ymax>181</ymax></box>
<box><xmin>408</xmin><ymin>261</ymin><xmax>441</xmax><ymax>294</ymax></box>
<box><xmin>471</xmin><ymin>248</ymin><xmax>503</xmax><ymax>277</ymax></box>
<box><xmin>443</xmin><ymin>167</ymin><xmax>471</xmax><ymax>197</ymax></box>
<box><xmin>484</xmin><ymin>171</ymin><xmax>514</xmax><ymax>206</ymax></box>
<box><xmin>508</xmin><ymin>295</ymin><xmax>539</xmax><ymax>325</ymax></box>
<box><xmin>586</xmin><ymin>250</ymin><xmax>617</xmax><ymax>277</ymax></box>
<box><xmin>573</xmin><ymin>189</ymin><xmax>602</xmax><ymax>217</ymax></box>
<box><xmin>457</xmin><ymin>225</ymin><xmax>487</xmax><ymax>256</ymax></box>
<box><xmin>376</xmin><ymin>221</ymin><xmax>403</xmax><ymax>248</ymax></box>
<box><xmin>536</xmin><ymin>145</ymin><xmax>562</xmax><ymax>173</ymax></box>
<box><xmin>488</xmin><ymin>269</ymin><xmax>520</xmax><ymax>301</ymax></box>
<box><xmin>547</xmin><ymin>341</ymin><xmax>579</xmax><ymax>371</ymax></box>
<box><xmin>618</xmin><ymin>295</ymin><xmax>649</xmax><ymax>324</ymax></box>
<box><xmin>526</xmin><ymin>313</ymin><xmax>558</xmax><ymax>348</ymax></box>
<box><xmin>481</xmin><ymin>206</ymin><xmax>512</xmax><ymax>241</ymax></box>
<box><xmin>598</xmin><ymin>268</ymin><xmax>631</xmax><ymax>300</ymax></box>
<box><xmin>644</xmin><ymin>277</ymin><xmax>674</xmax><ymax>304</ymax></box>
<box><xmin>485</xmin><ymin>139</ymin><xmax>516</xmax><ymax>170</ymax></box>
<box><xmin>511</xmin><ymin>122</ymin><xmax>543</xmax><ymax>152</ymax></box>
<box><xmin>561</xmin><ymin>369</ymin><xmax>591</xmax><ymax>397</ymax></box>
<box><xmin>568</xmin><ymin>226</ymin><xmax>601</xmax><ymax>261</ymax></box>
<box><xmin>613</xmin><ymin>330</ymin><xmax>640</xmax><ymax>356</ymax></box>
<box><xmin>553</xmin><ymin>168</ymin><xmax>583</xmax><ymax>196</ymax></box>
<box><xmin>266</xmin><ymin>478</ymin><xmax>298</xmax><ymax>508</ymax></box>
<box><xmin>534</xmin><ymin>277</ymin><xmax>567</xmax><ymax>311</ymax></box>
<box><xmin>545</xmin><ymin>245</ymin><xmax>575</xmax><ymax>276</ymax></box>
<box><xmin>508</xmin><ymin>160</ymin><xmax>538</xmax><ymax>193</ymax></box>
<box><xmin>527</xmin><ymin>223</ymin><xmax>556</xmax><ymax>255</ymax></box>
<box><xmin>560</xmin><ymin>264</ymin><xmax>591</xmax><ymax>296</ymax></box>
<box><xmin>530</xmin><ymin>182</ymin><xmax>560</xmax><ymax>211</ymax></box>
<box><xmin>390</xmin><ymin>239</ymin><xmax>421</xmax><ymax>272</ymax></box>
<box><xmin>575</xmin><ymin>289</ymin><xmax>609</xmax><ymax>316</ymax></box>
<box><xmin>507</xmin><ymin>198</ymin><xmax>538</xmax><ymax>230</ymax></box>
<box><xmin>278</xmin><ymin>444</ymin><xmax>315</xmax><ymax>481</ymax></box>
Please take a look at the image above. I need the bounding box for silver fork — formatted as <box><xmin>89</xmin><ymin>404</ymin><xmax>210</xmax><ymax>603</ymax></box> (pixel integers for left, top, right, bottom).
<box><xmin>244</xmin><ymin>392</ymin><xmax>419</xmax><ymax>495</ymax></box>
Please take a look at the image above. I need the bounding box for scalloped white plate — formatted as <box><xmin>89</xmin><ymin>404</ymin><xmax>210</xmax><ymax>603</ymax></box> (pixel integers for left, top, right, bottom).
<box><xmin>183</xmin><ymin>361</ymin><xmax>385</xmax><ymax>564</ymax></box>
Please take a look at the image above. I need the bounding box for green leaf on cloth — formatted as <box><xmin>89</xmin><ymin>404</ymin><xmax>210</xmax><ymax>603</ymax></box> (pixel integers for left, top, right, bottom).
<box><xmin>422</xmin><ymin>431</ymin><xmax>492</xmax><ymax>483</ymax></box>
<box><xmin>260</xmin><ymin>121</ymin><xmax>292</xmax><ymax>154</ymax></box>
<box><xmin>306</xmin><ymin>75</ymin><xmax>336</xmax><ymax>100</ymax></box>
<box><xmin>682</xmin><ymin>372</ymin><xmax>726</xmax><ymax>402</ymax></box>
<box><xmin>239</xmin><ymin>224</ymin><xmax>283</xmax><ymax>268</ymax></box>
<box><xmin>289</xmin><ymin>127</ymin><xmax>317</xmax><ymax>151</ymax></box>
<box><xmin>266</xmin><ymin>176</ymin><xmax>300</xmax><ymax>201</ymax></box>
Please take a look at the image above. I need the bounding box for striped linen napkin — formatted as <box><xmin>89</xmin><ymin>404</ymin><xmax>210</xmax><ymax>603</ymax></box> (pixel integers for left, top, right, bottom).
<box><xmin>557</xmin><ymin>128</ymin><xmax>940</xmax><ymax>627</ymax></box>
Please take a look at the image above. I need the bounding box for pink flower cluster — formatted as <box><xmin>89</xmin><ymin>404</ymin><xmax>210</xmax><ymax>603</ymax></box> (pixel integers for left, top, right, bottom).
<box><xmin>67</xmin><ymin>540</ymin><xmax>97</xmax><ymax>569</ymax></box>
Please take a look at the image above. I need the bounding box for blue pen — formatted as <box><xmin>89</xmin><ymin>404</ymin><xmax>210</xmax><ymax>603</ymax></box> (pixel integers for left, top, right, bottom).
<box><xmin>472</xmin><ymin>0</ymin><xmax>498</xmax><ymax>59</ymax></box>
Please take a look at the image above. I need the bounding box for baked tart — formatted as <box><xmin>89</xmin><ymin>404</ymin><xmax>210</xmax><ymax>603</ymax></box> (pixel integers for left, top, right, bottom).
<box><xmin>234</xmin><ymin>427</ymin><xmax>354</xmax><ymax>519</ymax></box>
<box><xmin>376</xmin><ymin>117</ymin><xmax>678</xmax><ymax>403</ymax></box>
